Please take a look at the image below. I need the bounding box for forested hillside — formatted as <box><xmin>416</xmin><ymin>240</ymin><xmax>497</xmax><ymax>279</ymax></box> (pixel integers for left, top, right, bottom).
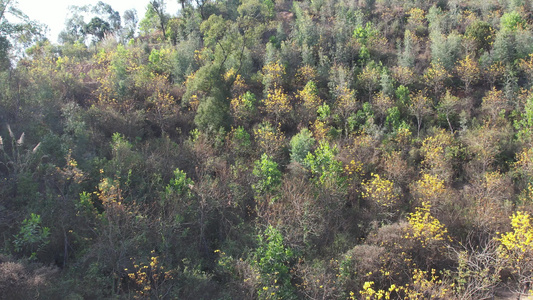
<box><xmin>2</xmin><ymin>0</ymin><xmax>533</xmax><ymax>298</ymax></box>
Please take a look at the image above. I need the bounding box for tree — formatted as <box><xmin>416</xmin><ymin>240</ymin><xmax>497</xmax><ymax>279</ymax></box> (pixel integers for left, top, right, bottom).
<box><xmin>149</xmin><ymin>0</ymin><xmax>169</xmax><ymax>39</ymax></box>
<box><xmin>303</xmin><ymin>141</ymin><xmax>345</xmax><ymax>190</ymax></box>
<box><xmin>465</xmin><ymin>20</ymin><xmax>494</xmax><ymax>54</ymax></box>
<box><xmin>405</xmin><ymin>201</ymin><xmax>451</xmax><ymax>248</ymax></box>
<box><xmin>83</xmin><ymin>17</ymin><xmax>111</xmax><ymax>42</ymax></box>
<box><xmin>424</xmin><ymin>61</ymin><xmax>450</xmax><ymax>97</ymax></box>
<box><xmin>408</xmin><ymin>91</ymin><xmax>432</xmax><ymax>138</ymax></box>
<box><xmin>398</xmin><ymin>30</ymin><xmax>417</xmax><ymax>69</ymax></box>
<box><xmin>430</xmin><ymin>31</ymin><xmax>462</xmax><ymax>71</ymax></box>
<box><xmin>59</xmin><ymin>1</ymin><xmax>121</xmax><ymax>44</ymax></box>
<box><xmin>481</xmin><ymin>87</ymin><xmax>508</xmax><ymax>123</ymax></box>
<box><xmin>262</xmin><ymin>87</ymin><xmax>291</xmax><ymax>124</ymax></box>
<box><xmin>290</xmin><ymin>128</ymin><xmax>315</xmax><ymax>165</ymax></box>
<box><xmin>0</xmin><ymin>0</ymin><xmax>44</xmax><ymax>67</ymax></box>
<box><xmin>500</xmin><ymin>11</ymin><xmax>526</xmax><ymax>32</ymax></box>
<box><xmin>252</xmin><ymin>153</ymin><xmax>282</xmax><ymax>199</ymax></box>
<box><xmin>498</xmin><ymin>211</ymin><xmax>533</xmax><ymax>297</ymax></box>
<box><xmin>357</xmin><ymin>61</ymin><xmax>381</xmax><ymax>101</ymax></box>
<box><xmin>437</xmin><ymin>90</ymin><xmax>460</xmax><ymax>133</ymax></box>
<box><xmin>120</xmin><ymin>9</ymin><xmax>138</xmax><ymax>42</ymax></box>
<box><xmin>463</xmin><ymin>122</ymin><xmax>506</xmax><ymax>175</ymax></box>
<box><xmin>296</xmin><ymin>81</ymin><xmax>323</xmax><ymax>125</ymax></box>
<box><xmin>252</xmin><ymin>226</ymin><xmax>296</xmax><ymax>299</ymax></box>
<box><xmin>361</xmin><ymin>173</ymin><xmax>400</xmax><ymax>219</ymax></box>
<box><xmin>231</xmin><ymin>91</ymin><xmax>257</xmax><ymax>125</ymax></box>
<box><xmin>334</xmin><ymin>86</ymin><xmax>359</xmax><ymax>137</ymax></box>
<box><xmin>456</xmin><ymin>54</ymin><xmax>480</xmax><ymax>94</ymax></box>
<box><xmin>253</xmin><ymin>122</ymin><xmax>286</xmax><ymax>161</ymax></box>
<box><xmin>420</xmin><ymin>128</ymin><xmax>457</xmax><ymax>183</ymax></box>
<box><xmin>139</xmin><ymin>0</ymin><xmax>170</xmax><ymax>40</ymax></box>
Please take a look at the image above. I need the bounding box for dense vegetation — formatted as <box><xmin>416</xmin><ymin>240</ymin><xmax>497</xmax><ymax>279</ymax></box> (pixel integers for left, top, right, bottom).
<box><xmin>3</xmin><ymin>0</ymin><xmax>533</xmax><ymax>298</ymax></box>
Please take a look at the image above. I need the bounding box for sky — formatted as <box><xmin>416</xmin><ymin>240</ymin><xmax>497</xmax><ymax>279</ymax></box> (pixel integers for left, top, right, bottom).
<box><xmin>17</xmin><ymin>0</ymin><xmax>179</xmax><ymax>43</ymax></box>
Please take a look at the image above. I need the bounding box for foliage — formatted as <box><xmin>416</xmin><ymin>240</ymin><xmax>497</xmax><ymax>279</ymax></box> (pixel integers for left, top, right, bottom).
<box><xmin>405</xmin><ymin>202</ymin><xmax>451</xmax><ymax>248</ymax></box>
<box><xmin>252</xmin><ymin>225</ymin><xmax>296</xmax><ymax>300</ymax></box>
<box><xmin>165</xmin><ymin>168</ymin><xmax>194</xmax><ymax>197</ymax></box>
<box><xmin>231</xmin><ymin>91</ymin><xmax>257</xmax><ymax>123</ymax></box>
<box><xmin>498</xmin><ymin>211</ymin><xmax>533</xmax><ymax>296</ymax></box>
<box><xmin>13</xmin><ymin>213</ymin><xmax>50</xmax><ymax>259</ymax></box>
<box><xmin>361</xmin><ymin>173</ymin><xmax>400</xmax><ymax>219</ymax></box>
<box><xmin>500</xmin><ymin>11</ymin><xmax>526</xmax><ymax>32</ymax></box>
<box><xmin>6</xmin><ymin>0</ymin><xmax>533</xmax><ymax>298</ymax></box>
<box><xmin>289</xmin><ymin>128</ymin><xmax>315</xmax><ymax>165</ymax></box>
<box><xmin>253</xmin><ymin>122</ymin><xmax>286</xmax><ymax>160</ymax></box>
<box><xmin>252</xmin><ymin>153</ymin><xmax>282</xmax><ymax>198</ymax></box>
<box><xmin>126</xmin><ymin>250</ymin><xmax>174</xmax><ymax>299</ymax></box>
<box><xmin>456</xmin><ymin>54</ymin><xmax>480</xmax><ymax>93</ymax></box>
<box><xmin>262</xmin><ymin>86</ymin><xmax>291</xmax><ymax>124</ymax></box>
<box><xmin>303</xmin><ymin>141</ymin><xmax>345</xmax><ymax>189</ymax></box>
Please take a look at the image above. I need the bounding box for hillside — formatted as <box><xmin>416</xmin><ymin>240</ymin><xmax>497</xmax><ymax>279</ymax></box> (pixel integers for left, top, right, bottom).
<box><xmin>2</xmin><ymin>0</ymin><xmax>533</xmax><ymax>299</ymax></box>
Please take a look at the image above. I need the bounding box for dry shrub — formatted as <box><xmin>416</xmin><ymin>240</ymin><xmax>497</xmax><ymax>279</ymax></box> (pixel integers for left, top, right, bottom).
<box><xmin>0</xmin><ymin>257</ymin><xmax>57</xmax><ymax>300</ymax></box>
<box><xmin>258</xmin><ymin>176</ymin><xmax>326</xmax><ymax>251</ymax></box>
<box><xmin>294</xmin><ymin>259</ymin><xmax>340</xmax><ymax>299</ymax></box>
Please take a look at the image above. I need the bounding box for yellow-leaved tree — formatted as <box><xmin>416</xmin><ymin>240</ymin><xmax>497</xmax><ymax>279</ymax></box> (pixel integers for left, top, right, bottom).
<box><xmin>262</xmin><ymin>87</ymin><xmax>291</xmax><ymax>124</ymax></box>
<box><xmin>498</xmin><ymin>211</ymin><xmax>533</xmax><ymax>297</ymax></box>
<box><xmin>361</xmin><ymin>173</ymin><xmax>400</xmax><ymax>219</ymax></box>
<box><xmin>455</xmin><ymin>54</ymin><xmax>480</xmax><ymax>94</ymax></box>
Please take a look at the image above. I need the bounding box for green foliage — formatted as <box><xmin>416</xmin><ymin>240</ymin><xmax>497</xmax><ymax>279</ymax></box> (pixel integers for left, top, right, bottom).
<box><xmin>290</xmin><ymin>128</ymin><xmax>315</xmax><ymax>164</ymax></box>
<box><xmin>166</xmin><ymin>168</ymin><xmax>194</xmax><ymax>197</ymax></box>
<box><xmin>317</xmin><ymin>103</ymin><xmax>331</xmax><ymax>121</ymax></box>
<box><xmin>396</xmin><ymin>85</ymin><xmax>410</xmax><ymax>106</ymax></box>
<box><xmin>252</xmin><ymin>225</ymin><xmax>296</xmax><ymax>300</ymax></box>
<box><xmin>0</xmin><ymin>0</ymin><xmax>44</xmax><ymax>68</ymax></box>
<box><xmin>399</xmin><ymin>30</ymin><xmax>416</xmax><ymax>68</ymax></box>
<box><xmin>9</xmin><ymin>1</ymin><xmax>533</xmax><ymax>298</ymax></box>
<box><xmin>252</xmin><ymin>153</ymin><xmax>282</xmax><ymax>197</ymax></box>
<box><xmin>353</xmin><ymin>22</ymin><xmax>378</xmax><ymax>46</ymax></box>
<box><xmin>385</xmin><ymin>106</ymin><xmax>408</xmax><ymax>133</ymax></box>
<box><xmin>380</xmin><ymin>68</ymin><xmax>395</xmax><ymax>96</ymax></box>
<box><xmin>230</xmin><ymin>126</ymin><xmax>252</xmax><ymax>154</ymax></box>
<box><xmin>515</xmin><ymin>95</ymin><xmax>533</xmax><ymax>144</ymax></box>
<box><xmin>13</xmin><ymin>213</ymin><xmax>50</xmax><ymax>259</ymax></box>
<box><xmin>351</xmin><ymin>102</ymin><xmax>375</xmax><ymax>131</ymax></box>
<box><xmin>303</xmin><ymin>141</ymin><xmax>345</xmax><ymax>189</ymax></box>
<box><xmin>430</xmin><ymin>31</ymin><xmax>462</xmax><ymax>71</ymax></box>
<box><xmin>500</xmin><ymin>11</ymin><xmax>526</xmax><ymax>32</ymax></box>
<box><xmin>195</xmin><ymin>93</ymin><xmax>231</xmax><ymax>132</ymax></box>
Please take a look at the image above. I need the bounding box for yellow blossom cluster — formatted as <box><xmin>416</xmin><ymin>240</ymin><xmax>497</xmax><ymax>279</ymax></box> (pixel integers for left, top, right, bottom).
<box><xmin>405</xmin><ymin>202</ymin><xmax>451</xmax><ymax>247</ymax></box>
<box><xmin>263</xmin><ymin>86</ymin><xmax>291</xmax><ymax>123</ymax></box>
<box><xmin>411</xmin><ymin>173</ymin><xmax>447</xmax><ymax>206</ymax></box>
<box><xmin>262</xmin><ymin>61</ymin><xmax>285</xmax><ymax>92</ymax></box>
<box><xmin>361</xmin><ymin>173</ymin><xmax>398</xmax><ymax>209</ymax></box>
<box><xmin>296</xmin><ymin>81</ymin><xmax>323</xmax><ymax>113</ymax></box>
<box><xmin>254</xmin><ymin>122</ymin><xmax>286</xmax><ymax>159</ymax></box>
<box><xmin>126</xmin><ymin>250</ymin><xmax>173</xmax><ymax>299</ymax></box>
<box><xmin>498</xmin><ymin>211</ymin><xmax>533</xmax><ymax>260</ymax></box>
<box><xmin>359</xmin><ymin>269</ymin><xmax>449</xmax><ymax>300</ymax></box>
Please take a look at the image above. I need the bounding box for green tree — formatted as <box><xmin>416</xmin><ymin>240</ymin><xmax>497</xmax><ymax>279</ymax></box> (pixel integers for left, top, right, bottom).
<box><xmin>0</xmin><ymin>0</ymin><xmax>44</xmax><ymax>67</ymax></box>
<box><xmin>119</xmin><ymin>9</ymin><xmax>138</xmax><ymax>42</ymax></box>
<box><xmin>13</xmin><ymin>213</ymin><xmax>50</xmax><ymax>260</ymax></box>
<box><xmin>139</xmin><ymin>0</ymin><xmax>170</xmax><ymax>40</ymax></box>
<box><xmin>303</xmin><ymin>141</ymin><xmax>345</xmax><ymax>189</ymax></box>
<box><xmin>290</xmin><ymin>128</ymin><xmax>315</xmax><ymax>164</ymax></box>
<box><xmin>252</xmin><ymin>153</ymin><xmax>282</xmax><ymax>197</ymax></box>
<box><xmin>59</xmin><ymin>1</ymin><xmax>121</xmax><ymax>44</ymax></box>
<box><xmin>465</xmin><ymin>20</ymin><xmax>494</xmax><ymax>54</ymax></box>
<box><xmin>500</xmin><ymin>11</ymin><xmax>526</xmax><ymax>32</ymax></box>
<box><xmin>253</xmin><ymin>225</ymin><xmax>296</xmax><ymax>300</ymax></box>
